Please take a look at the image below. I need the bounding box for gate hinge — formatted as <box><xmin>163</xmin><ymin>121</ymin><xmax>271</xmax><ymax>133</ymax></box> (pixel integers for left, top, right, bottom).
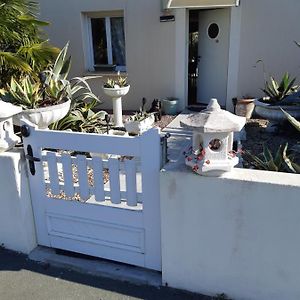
<box><xmin>25</xmin><ymin>145</ymin><xmax>40</xmax><ymax>175</ymax></box>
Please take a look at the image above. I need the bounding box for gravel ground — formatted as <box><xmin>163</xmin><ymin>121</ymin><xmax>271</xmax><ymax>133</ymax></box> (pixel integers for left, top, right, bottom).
<box><xmin>121</xmin><ymin>112</ymin><xmax>176</xmax><ymax>130</ymax></box>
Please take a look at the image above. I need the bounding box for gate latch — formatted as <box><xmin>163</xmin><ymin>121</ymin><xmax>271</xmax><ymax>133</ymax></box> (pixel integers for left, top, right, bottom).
<box><xmin>25</xmin><ymin>145</ymin><xmax>40</xmax><ymax>175</ymax></box>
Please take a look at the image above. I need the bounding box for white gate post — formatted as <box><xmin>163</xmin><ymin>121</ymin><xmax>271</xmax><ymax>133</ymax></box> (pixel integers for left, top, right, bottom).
<box><xmin>21</xmin><ymin>120</ymin><xmax>51</xmax><ymax>247</ymax></box>
<box><xmin>140</xmin><ymin>128</ymin><xmax>161</xmax><ymax>271</ymax></box>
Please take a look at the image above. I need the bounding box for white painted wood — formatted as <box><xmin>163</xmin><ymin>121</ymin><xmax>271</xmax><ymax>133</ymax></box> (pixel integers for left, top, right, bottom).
<box><xmin>140</xmin><ymin>128</ymin><xmax>161</xmax><ymax>270</ymax></box>
<box><xmin>125</xmin><ymin>159</ymin><xmax>137</xmax><ymax>207</ymax></box>
<box><xmin>108</xmin><ymin>157</ymin><xmax>121</xmax><ymax>204</ymax></box>
<box><xmin>20</xmin><ymin>121</ymin><xmax>51</xmax><ymax>247</ymax></box>
<box><xmin>91</xmin><ymin>157</ymin><xmax>105</xmax><ymax>202</ymax></box>
<box><xmin>61</xmin><ymin>153</ymin><xmax>74</xmax><ymax>197</ymax></box>
<box><xmin>76</xmin><ymin>155</ymin><xmax>90</xmax><ymax>200</ymax></box>
<box><xmin>23</xmin><ymin>120</ymin><xmax>161</xmax><ymax>271</ymax></box>
<box><xmin>46</xmin><ymin>151</ymin><xmax>60</xmax><ymax>195</ymax></box>
<box><xmin>26</xmin><ymin>129</ymin><xmax>140</xmax><ymax>156</ymax></box>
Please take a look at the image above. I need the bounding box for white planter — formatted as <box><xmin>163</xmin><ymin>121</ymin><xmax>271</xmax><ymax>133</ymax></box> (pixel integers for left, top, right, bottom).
<box><xmin>103</xmin><ymin>85</ymin><xmax>130</xmax><ymax>128</ymax></box>
<box><xmin>124</xmin><ymin>114</ymin><xmax>155</xmax><ymax>135</ymax></box>
<box><xmin>255</xmin><ymin>100</ymin><xmax>300</xmax><ymax>122</ymax></box>
<box><xmin>13</xmin><ymin>99</ymin><xmax>71</xmax><ymax>129</ymax></box>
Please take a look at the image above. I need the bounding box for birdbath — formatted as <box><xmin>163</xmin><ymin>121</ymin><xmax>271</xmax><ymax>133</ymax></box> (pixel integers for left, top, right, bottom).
<box><xmin>180</xmin><ymin>98</ymin><xmax>246</xmax><ymax>176</ymax></box>
<box><xmin>103</xmin><ymin>85</ymin><xmax>130</xmax><ymax>127</ymax></box>
<box><xmin>0</xmin><ymin>100</ymin><xmax>22</xmax><ymax>152</ymax></box>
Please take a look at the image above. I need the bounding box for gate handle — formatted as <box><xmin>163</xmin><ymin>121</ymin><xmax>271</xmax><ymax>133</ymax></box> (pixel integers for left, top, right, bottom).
<box><xmin>25</xmin><ymin>145</ymin><xmax>40</xmax><ymax>175</ymax></box>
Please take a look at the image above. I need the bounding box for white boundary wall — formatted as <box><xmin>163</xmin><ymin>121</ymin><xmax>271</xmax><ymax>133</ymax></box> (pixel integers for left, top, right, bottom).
<box><xmin>0</xmin><ymin>149</ymin><xmax>37</xmax><ymax>254</ymax></box>
<box><xmin>160</xmin><ymin>164</ymin><xmax>300</xmax><ymax>300</ymax></box>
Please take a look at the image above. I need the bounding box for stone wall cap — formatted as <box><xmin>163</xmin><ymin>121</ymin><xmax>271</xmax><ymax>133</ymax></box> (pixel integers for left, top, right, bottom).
<box><xmin>0</xmin><ymin>100</ymin><xmax>22</xmax><ymax>119</ymax></box>
<box><xmin>180</xmin><ymin>98</ymin><xmax>246</xmax><ymax>133</ymax></box>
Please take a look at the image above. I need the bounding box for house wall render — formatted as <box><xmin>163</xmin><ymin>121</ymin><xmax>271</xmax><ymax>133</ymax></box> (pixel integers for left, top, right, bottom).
<box><xmin>38</xmin><ymin>0</ymin><xmax>300</xmax><ymax>111</ymax></box>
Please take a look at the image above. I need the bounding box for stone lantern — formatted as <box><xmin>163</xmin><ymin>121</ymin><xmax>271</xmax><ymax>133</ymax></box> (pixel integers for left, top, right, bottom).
<box><xmin>180</xmin><ymin>98</ymin><xmax>246</xmax><ymax>176</ymax></box>
<box><xmin>0</xmin><ymin>100</ymin><xmax>22</xmax><ymax>152</ymax></box>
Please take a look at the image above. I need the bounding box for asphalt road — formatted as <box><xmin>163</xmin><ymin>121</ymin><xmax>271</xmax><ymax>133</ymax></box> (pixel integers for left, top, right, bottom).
<box><xmin>0</xmin><ymin>248</ymin><xmax>211</xmax><ymax>300</ymax></box>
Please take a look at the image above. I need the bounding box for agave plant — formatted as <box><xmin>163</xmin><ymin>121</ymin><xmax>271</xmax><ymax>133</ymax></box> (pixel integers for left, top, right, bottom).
<box><xmin>281</xmin><ymin>108</ymin><xmax>300</xmax><ymax>132</ymax></box>
<box><xmin>1</xmin><ymin>76</ymin><xmax>43</xmax><ymax>109</ymax></box>
<box><xmin>103</xmin><ymin>76</ymin><xmax>129</xmax><ymax>88</ymax></box>
<box><xmin>261</xmin><ymin>72</ymin><xmax>299</xmax><ymax>105</ymax></box>
<box><xmin>245</xmin><ymin>143</ymin><xmax>300</xmax><ymax>174</ymax></box>
<box><xmin>50</xmin><ymin>98</ymin><xmax>107</xmax><ymax>133</ymax></box>
<box><xmin>1</xmin><ymin>43</ymin><xmax>100</xmax><ymax>109</ymax></box>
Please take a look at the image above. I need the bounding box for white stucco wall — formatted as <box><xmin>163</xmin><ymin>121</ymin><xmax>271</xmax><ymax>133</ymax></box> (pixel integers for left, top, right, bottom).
<box><xmin>38</xmin><ymin>0</ymin><xmax>181</xmax><ymax>111</ymax></box>
<box><xmin>160</xmin><ymin>163</ymin><xmax>300</xmax><ymax>300</ymax></box>
<box><xmin>37</xmin><ymin>0</ymin><xmax>300</xmax><ymax>111</ymax></box>
<box><xmin>236</xmin><ymin>0</ymin><xmax>300</xmax><ymax>99</ymax></box>
<box><xmin>0</xmin><ymin>150</ymin><xmax>37</xmax><ymax>254</ymax></box>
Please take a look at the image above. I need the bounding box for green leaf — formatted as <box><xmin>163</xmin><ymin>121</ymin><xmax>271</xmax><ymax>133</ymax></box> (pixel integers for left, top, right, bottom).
<box><xmin>280</xmin><ymin>108</ymin><xmax>300</xmax><ymax>132</ymax></box>
<box><xmin>51</xmin><ymin>42</ymin><xmax>69</xmax><ymax>79</ymax></box>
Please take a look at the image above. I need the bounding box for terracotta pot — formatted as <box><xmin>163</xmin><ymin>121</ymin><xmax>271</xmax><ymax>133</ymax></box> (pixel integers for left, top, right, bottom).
<box><xmin>235</xmin><ymin>98</ymin><xmax>255</xmax><ymax>119</ymax></box>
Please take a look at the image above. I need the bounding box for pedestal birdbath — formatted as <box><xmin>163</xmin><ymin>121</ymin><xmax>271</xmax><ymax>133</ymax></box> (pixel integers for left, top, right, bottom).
<box><xmin>180</xmin><ymin>98</ymin><xmax>246</xmax><ymax>176</ymax></box>
<box><xmin>103</xmin><ymin>85</ymin><xmax>130</xmax><ymax>127</ymax></box>
<box><xmin>0</xmin><ymin>100</ymin><xmax>22</xmax><ymax>152</ymax></box>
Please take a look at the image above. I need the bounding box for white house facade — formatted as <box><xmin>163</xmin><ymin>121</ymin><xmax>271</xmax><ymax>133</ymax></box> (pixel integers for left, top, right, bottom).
<box><xmin>38</xmin><ymin>0</ymin><xmax>300</xmax><ymax>111</ymax></box>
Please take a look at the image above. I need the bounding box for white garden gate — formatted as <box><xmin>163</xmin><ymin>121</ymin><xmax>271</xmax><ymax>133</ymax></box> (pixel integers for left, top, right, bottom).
<box><xmin>22</xmin><ymin>121</ymin><xmax>161</xmax><ymax>271</ymax></box>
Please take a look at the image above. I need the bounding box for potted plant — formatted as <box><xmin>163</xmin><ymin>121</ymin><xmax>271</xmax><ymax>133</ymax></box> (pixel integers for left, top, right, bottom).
<box><xmin>125</xmin><ymin>98</ymin><xmax>155</xmax><ymax>135</ymax></box>
<box><xmin>233</xmin><ymin>96</ymin><xmax>255</xmax><ymax>119</ymax></box>
<box><xmin>161</xmin><ymin>97</ymin><xmax>178</xmax><ymax>115</ymax></box>
<box><xmin>255</xmin><ymin>72</ymin><xmax>300</xmax><ymax>123</ymax></box>
<box><xmin>1</xmin><ymin>43</ymin><xmax>99</xmax><ymax>129</ymax></box>
<box><xmin>103</xmin><ymin>76</ymin><xmax>130</xmax><ymax>127</ymax></box>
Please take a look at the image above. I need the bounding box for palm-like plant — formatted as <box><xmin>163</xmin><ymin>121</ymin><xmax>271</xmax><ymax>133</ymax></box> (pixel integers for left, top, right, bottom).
<box><xmin>0</xmin><ymin>0</ymin><xmax>59</xmax><ymax>87</ymax></box>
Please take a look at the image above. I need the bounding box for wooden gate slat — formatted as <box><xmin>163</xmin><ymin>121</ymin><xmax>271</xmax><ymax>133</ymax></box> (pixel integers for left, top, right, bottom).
<box><xmin>125</xmin><ymin>159</ymin><xmax>137</xmax><ymax>207</ymax></box>
<box><xmin>92</xmin><ymin>157</ymin><xmax>105</xmax><ymax>202</ymax></box>
<box><xmin>108</xmin><ymin>157</ymin><xmax>121</xmax><ymax>204</ymax></box>
<box><xmin>61</xmin><ymin>153</ymin><xmax>74</xmax><ymax>197</ymax></box>
<box><xmin>76</xmin><ymin>155</ymin><xmax>90</xmax><ymax>200</ymax></box>
<box><xmin>46</xmin><ymin>152</ymin><xmax>60</xmax><ymax>195</ymax></box>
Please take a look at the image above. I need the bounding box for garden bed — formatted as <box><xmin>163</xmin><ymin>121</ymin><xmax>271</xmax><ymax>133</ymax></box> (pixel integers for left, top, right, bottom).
<box><xmin>242</xmin><ymin>118</ymin><xmax>299</xmax><ymax>170</ymax></box>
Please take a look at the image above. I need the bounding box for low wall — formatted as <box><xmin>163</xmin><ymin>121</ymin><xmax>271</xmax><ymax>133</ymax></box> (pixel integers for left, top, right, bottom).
<box><xmin>160</xmin><ymin>162</ymin><xmax>300</xmax><ymax>300</ymax></box>
<box><xmin>0</xmin><ymin>149</ymin><xmax>37</xmax><ymax>254</ymax></box>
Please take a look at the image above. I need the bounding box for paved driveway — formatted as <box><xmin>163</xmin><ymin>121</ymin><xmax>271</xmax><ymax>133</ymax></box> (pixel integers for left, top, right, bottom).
<box><xmin>0</xmin><ymin>248</ymin><xmax>211</xmax><ymax>300</ymax></box>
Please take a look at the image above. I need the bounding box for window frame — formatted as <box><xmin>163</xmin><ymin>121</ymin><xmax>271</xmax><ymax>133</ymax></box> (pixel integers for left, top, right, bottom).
<box><xmin>83</xmin><ymin>11</ymin><xmax>126</xmax><ymax>72</ymax></box>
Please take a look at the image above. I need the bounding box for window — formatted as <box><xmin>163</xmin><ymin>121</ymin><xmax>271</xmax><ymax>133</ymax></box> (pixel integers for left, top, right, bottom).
<box><xmin>85</xmin><ymin>12</ymin><xmax>126</xmax><ymax>72</ymax></box>
<box><xmin>207</xmin><ymin>23</ymin><xmax>219</xmax><ymax>40</ymax></box>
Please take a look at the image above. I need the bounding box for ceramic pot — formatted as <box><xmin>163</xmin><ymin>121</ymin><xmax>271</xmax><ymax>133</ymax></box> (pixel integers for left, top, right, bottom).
<box><xmin>124</xmin><ymin>114</ymin><xmax>155</xmax><ymax>135</ymax></box>
<box><xmin>162</xmin><ymin>98</ymin><xmax>178</xmax><ymax>115</ymax></box>
<box><xmin>13</xmin><ymin>99</ymin><xmax>71</xmax><ymax>129</ymax></box>
<box><xmin>255</xmin><ymin>100</ymin><xmax>300</xmax><ymax>122</ymax></box>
